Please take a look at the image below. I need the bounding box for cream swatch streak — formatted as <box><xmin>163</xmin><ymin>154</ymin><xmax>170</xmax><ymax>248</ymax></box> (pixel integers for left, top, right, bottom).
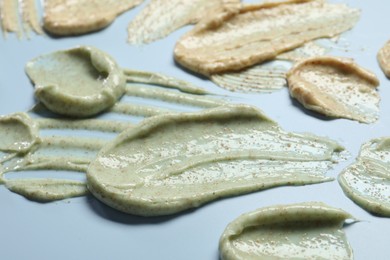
<box><xmin>87</xmin><ymin>105</ymin><xmax>345</xmax><ymax>216</ymax></box>
<box><xmin>210</xmin><ymin>41</ymin><xmax>330</xmax><ymax>93</ymax></box>
<box><xmin>44</xmin><ymin>0</ymin><xmax>144</xmax><ymax>35</ymax></box>
<box><xmin>174</xmin><ymin>0</ymin><xmax>360</xmax><ymax>76</ymax></box>
<box><xmin>339</xmin><ymin>137</ymin><xmax>390</xmax><ymax>217</ymax></box>
<box><xmin>0</xmin><ymin>46</ymin><xmax>226</xmax><ymax>201</ymax></box>
<box><xmin>377</xmin><ymin>40</ymin><xmax>390</xmax><ymax>77</ymax></box>
<box><xmin>211</xmin><ymin>64</ymin><xmax>287</xmax><ymax>93</ymax></box>
<box><xmin>287</xmin><ymin>56</ymin><xmax>380</xmax><ymax>123</ymax></box>
<box><xmin>0</xmin><ymin>0</ymin><xmax>43</xmax><ymax>37</ymax></box>
<box><xmin>219</xmin><ymin>202</ymin><xmax>354</xmax><ymax>260</ymax></box>
<box><xmin>21</xmin><ymin>0</ymin><xmax>43</xmax><ymax>35</ymax></box>
<box><xmin>1</xmin><ymin>0</ymin><xmax>20</xmax><ymax>35</ymax></box>
<box><xmin>127</xmin><ymin>0</ymin><xmax>240</xmax><ymax>44</ymax></box>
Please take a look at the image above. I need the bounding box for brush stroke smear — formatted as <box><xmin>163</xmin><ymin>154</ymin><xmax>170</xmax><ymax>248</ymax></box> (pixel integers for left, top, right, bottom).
<box><xmin>377</xmin><ymin>40</ymin><xmax>390</xmax><ymax>78</ymax></box>
<box><xmin>43</xmin><ymin>0</ymin><xmax>144</xmax><ymax>35</ymax></box>
<box><xmin>174</xmin><ymin>0</ymin><xmax>360</xmax><ymax>76</ymax></box>
<box><xmin>127</xmin><ymin>0</ymin><xmax>240</xmax><ymax>44</ymax></box>
<box><xmin>339</xmin><ymin>137</ymin><xmax>390</xmax><ymax>217</ymax></box>
<box><xmin>287</xmin><ymin>56</ymin><xmax>380</xmax><ymax>123</ymax></box>
<box><xmin>87</xmin><ymin>105</ymin><xmax>345</xmax><ymax>216</ymax></box>
<box><xmin>219</xmin><ymin>202</ymin><xmax>354</xmax><ymax>260</ymax></box>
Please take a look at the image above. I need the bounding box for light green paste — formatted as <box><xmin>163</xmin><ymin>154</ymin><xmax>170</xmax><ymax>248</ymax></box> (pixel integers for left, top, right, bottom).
<box><xmin>25</xmin><ymin>46</ymin><xmax>126</xmax><ymax>117</ymax></box>
<box><xmin>87</xmin><ymin>105</ymin><xmax>345</xmax><ymax>216</ymax></box>
<box><xmin>0</xmin><ymin>46</ymin><xmax>226</xmax><ymax>201</ymax></box>
<box><xmin>219</xmin><ymin>202</ymin><xmax>355</xmax><ymax>260</ymax></box>
<box><xmin>338</xmin><ymin>137</ymin><xmax>390</xmax><ymax>217</ymax></box>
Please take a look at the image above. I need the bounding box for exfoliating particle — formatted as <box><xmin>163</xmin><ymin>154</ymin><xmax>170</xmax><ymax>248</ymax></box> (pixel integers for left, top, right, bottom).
<box><xmin>287</xmin><ymin>56</ymin><xmax>380</xmax><ymax>123</ymax></box>
<box><xmin>25</xmin><ymin>46</ymin><xmax>126</xmax><ymax>117</ymax></box>
<box><xmin>43</xmin><ymin>0</ymin><xmax>144</xmax><ymax>35</ymax></box>
<box><xmin>339</xmin><ymin>137</ymin><xmax>390</xmax><ymax>217</ymax></box>
<box><xmin>127</xmin><ymin>0</ymin><xmax>240</xmax><ymax>44</ymax></box>
<box><xmin>377</xmin><ymin>40</ymin><xmax>390</xmax><ymax>78</ymax></box>
<box><xmin>87</xmin><ymin>104</ymin><xmax>345</xmax><ymax>216</ymax></box>
<box><xmin>174</xmin><ymin>0</ymin><xmax>359</xmax><ymax>76</ymax></box>
<box><xmin>219</xmin><ymin>202</ymin><xmax>355</xmax><ymax>260</ymax></box>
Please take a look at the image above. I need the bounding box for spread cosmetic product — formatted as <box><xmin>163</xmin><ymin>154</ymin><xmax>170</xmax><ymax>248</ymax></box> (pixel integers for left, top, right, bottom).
<box><xmin>127</xmin><ymin>0</ymin><xmax>240</xmax><ymax>44</ymax></box>
<box><xmin>339</xmin><ymin>137</ymin><xmax>390</xmax><ymax>217</ymax></box>
<box><xmin>0</xmin><ymin>0</ymin><xmax>42</xmax><ymax>37</ymax></box>
<box><xmin>287</xmin><ymin>56</ymin><xmax>380</xmax><ymax>123</ymax></box>
<box><xmin>26</xmin><ymin>46</ymin><xmax>126</xmax><ymax>117</ymax></box>
<box><xmin>87</xmin><ymin>104</ymin><xmax>345</xmax><ymax>216</ymax></box>
<box><xmin>377</xmin><ymin>40</ymin><xmax>390</xmax><ymax>78</ymax></box>
<box><xmin>219</xmin><ymin>202</ymin><xmax>355</xmax><ymax>260</ymax></box>
<box><xmin>43</xmin><ymin>0</ymin><xmax>144</xmax><ymax>35</ymax></box>
<box><xmin>174</xmin><ymin>0</ymin><xmax>359</xmax><ymax>76</ymax></box>
<box><xmin>0</xmin><ymin>46</ymin><xmax>226</xmax><ymax>201</ymax></box>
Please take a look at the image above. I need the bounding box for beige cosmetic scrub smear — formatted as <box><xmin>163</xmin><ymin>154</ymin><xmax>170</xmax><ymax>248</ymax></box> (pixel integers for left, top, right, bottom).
<box><xmin>1</xmin><ymin>0</ymin><xmax>21</xmax><ymax>36</ymax></box>
<box><xmin>87</xmin><ymin>104</ymin><xmax>345</xmax><ymax>216</ymax></box>
<box><xmin>339</xmin><ymin>137</ymin><xmax>390</xmax><ymax>217</ymax></box>
<box><xmin>377</xmin><ymin>40</ymin><xmax>390</xmax><ymax>78</ymax></box>
<box><xmin>0</xmin><ymin>0</ymin><xmax>43</xmax><ymax>38</ymax></box>
<box><xmin>210</xmin><ymin>41</ymin><xmax>330</xmax><ymax>93</ymax></box>
<box><xmin>127</xmin><ymin>0</ymin><xmax>240</xmax><ymax>44</ymax></box>
<box><xmin>219</xmin><ymin>202</ymin><xmax>355</xmax><ymax>260</ymax></box>
<box><xmin>174</xmin><ymin>0</ymin><xmax>360</xmax><ymax>76</ymax></box>
<box><xmin>287</xmin><ymin>56</ymin><xmax>380</xmax><ymax>123</ymax></box>
<box><xmin>43</xmin><ymin>0</ymin><xmax>144</xmax><ymax>35</ymax></box>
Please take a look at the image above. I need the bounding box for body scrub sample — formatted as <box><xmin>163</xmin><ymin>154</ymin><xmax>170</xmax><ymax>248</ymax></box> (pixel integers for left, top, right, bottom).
<box><xmin>127</xmin><ymin>0</ymin><xmax>240</xmax><ymax>44</ymax></box>
<box><xmin>219</xmin><ymin>202</ymin><xmax>355</xmax><ymax>260</ymax></box>
<box><xmin>377</xmin><ymin>40</ymin><xmax>390</xmax><ymax>78</ymax></box>
<box><xmin>87</xmin><ymin>105</ymin><xmax>345</xmax><ymax>216</ymax></box>
<box><xmin>0</xmin><ymin>46</ymin><xmax>226</xmax><ymax>201</ymax></box>
<box><xmin>43</xmin><ymin>0</ymin><xmax>143</xmax><ymax>35</ymax></box>
<box><xmin>174</xmin><ymin>0</ymin><xmax>359</xmax><ymax>76</ymax></box>
<box><xmin>339</xmin><ymin>137</ymin><xmax>390</xmax><ymax>217</ymax></box>
<box><xmin>0</xmin><ymin>0</ymin><xmax>42</xmax><ymax>37</ymax></box>
<box><xmin>287</xmin><ymin>56</ymin><xmax>380</xmax><ymax>123</ymax></box>
<box><xmin>26</xmin><ymin>46</ymin><xmax>126</xmax><ymax>117</ymax></box>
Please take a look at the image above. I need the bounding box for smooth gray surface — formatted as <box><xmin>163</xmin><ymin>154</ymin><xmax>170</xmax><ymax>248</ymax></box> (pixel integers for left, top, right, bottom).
<box><xmin>0</xmin><ymin>1</ymin><xmax>389</xmax><ymax>259</ymax></box>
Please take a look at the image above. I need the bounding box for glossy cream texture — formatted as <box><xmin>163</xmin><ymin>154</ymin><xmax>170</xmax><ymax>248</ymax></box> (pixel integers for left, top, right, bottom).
<box><xmin>127</xmin><ymin>0</ymin><xmax>240</xmax><ymax>44</ymax></box>
<box><xmin>0</xmin><ymin>46</ymin><xmax>226</xmax><ymax>200</ymax></box>
<box><xmin>377</xmin><ymin>40</ymin><xmax>390</xmax><ymax>77</ymax></box>
<box><xmin>87</xmin><ymin>105</ymin><xmax>345</xmax><ymax>216</ymax></box>
<box><xmin>174</xmin><ymin>0</ymin><xmax>360</xmax><ymax>76</ymax></box>
<box><xmin>287</xmin><ymin>56</ymin><xmax>380</xmax><ymax>123</ymax></box>
<box><xmin>339</xmin><ymin>137</ymin><xmax>390</xmax><ymax>217</ymax></box>
<box><xmin>219</xmin><ymin>202</ymin><xmax>354</xmax><ymax>260</ymax></box>
<box><xmin>0</xmin><ymin>113</ymin><xmax>39</xmax><ymax>153</ymax></box>
<box><xmin>26</xmin><ymin>46</ymin><xmax>126</xmax><ymax>117</ymax></box>
<box><xmin>43</xmin><ymin>0</ymin><xmax>144</xmax><ymax>35</ymax></box>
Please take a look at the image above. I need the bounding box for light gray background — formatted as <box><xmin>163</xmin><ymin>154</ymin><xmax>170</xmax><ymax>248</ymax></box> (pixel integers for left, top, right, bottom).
<box><xmin>0</xmin><ymin>0</ymin><xmax>388</xmax><ymax>259</ymax></box>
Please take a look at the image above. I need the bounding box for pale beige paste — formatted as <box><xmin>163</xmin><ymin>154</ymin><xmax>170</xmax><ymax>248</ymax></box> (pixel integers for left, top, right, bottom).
<box><xmin>174</xmin><ymin>0</ymin><xmax>360</xmax><ymax>76</ymax></box>
<box><xmin>128</xmin><ymin>0</ymin><xmax>240</xmax><ymax>44</ymax></box>
<box><xmin>44</xmin><ymin>0</ymin><xmax>144</xmax><ymax>35</ymax></box>
<box><xmin>287</xmin><ymin>56</ymin><xmax>380</xmax><ymax>123</ymax></box>
<box><xmin>377</xmin><ymin>40</ymin><xmax>390</xmax><ymax>78</ymax></box>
